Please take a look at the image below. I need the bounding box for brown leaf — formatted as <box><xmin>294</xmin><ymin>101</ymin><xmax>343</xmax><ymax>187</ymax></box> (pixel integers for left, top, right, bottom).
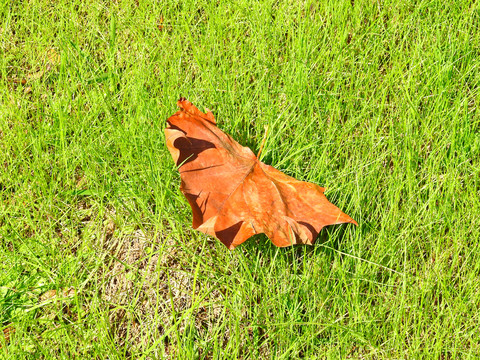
<box><xmin>1</xmin><ymin>325</ymin><xmax>14</xmax><ymax>348</ymax></box>
<box><xmin>165</xmin><ymin>99</ymin><xmax>357</xmax><ymax>249</ymax></box>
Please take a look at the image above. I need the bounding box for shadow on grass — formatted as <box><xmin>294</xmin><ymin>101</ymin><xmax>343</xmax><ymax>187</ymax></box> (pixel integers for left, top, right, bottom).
<box><xmin>237</xmin><ymin>222</ymin><xmax>358</xmax><ymax>255</ymax></box>
<box><xmin>233</xmin><ymin>220</ymin><xmax>398</xmax><ymax>282</ymax></box>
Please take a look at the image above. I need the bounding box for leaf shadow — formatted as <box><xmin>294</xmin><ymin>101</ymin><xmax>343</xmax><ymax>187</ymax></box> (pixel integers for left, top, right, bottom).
<box><xmin>235</xmin><ymin>221</ymin><xmax>370</xmax><ymax>280</ymax></box>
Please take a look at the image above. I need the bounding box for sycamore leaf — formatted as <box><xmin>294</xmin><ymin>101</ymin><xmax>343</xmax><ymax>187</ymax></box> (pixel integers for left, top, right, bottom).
<box><xmin>165</xmin><ymin>98</ymin><xmax>357</xmax><ymax>249</ymax></box>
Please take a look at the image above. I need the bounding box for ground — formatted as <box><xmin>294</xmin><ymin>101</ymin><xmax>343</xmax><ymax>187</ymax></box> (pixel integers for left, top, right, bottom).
<box><xmin>1</xmin><ymin>0</ymin><xmax>480</xmax><ymax>358</ymax></box>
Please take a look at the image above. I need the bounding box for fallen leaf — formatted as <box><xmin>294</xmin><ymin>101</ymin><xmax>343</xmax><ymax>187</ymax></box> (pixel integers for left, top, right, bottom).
<box><xmin>40</xmin><ymin>289</ymin><xmax>57</xmax><ymax>301</ymax></box>
<box><xmin>1</xmin><ymin>325</ymin><xmax>14</xmax><ymax>348</ymax></box>
<box><xmin>165</xmin><ymin>99</ymin><xmax>357</xmax><ymax>249</ymax></box>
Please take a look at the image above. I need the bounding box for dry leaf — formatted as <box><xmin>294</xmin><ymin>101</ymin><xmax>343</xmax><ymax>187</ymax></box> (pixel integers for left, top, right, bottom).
<box><xmin>165</xmin><ymin>98</ymin><xmax>357</xmax><ymax>249</ymax></box>
<box><xmin>1</xmin><ymin>325</ymin><xmax>14</xmax><ymax>348</ymax></box>
<box><xmin>40</xmin><ymin>289</ymin><xmax>57</xmax><ymax>301</ymax></box>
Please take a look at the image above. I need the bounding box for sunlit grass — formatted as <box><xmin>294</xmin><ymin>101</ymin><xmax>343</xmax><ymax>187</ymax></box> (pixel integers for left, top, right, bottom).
<box><xmin>1</xmin><ymin>0</ymin><xmax>479</xmax><ymax>358</ymax></box>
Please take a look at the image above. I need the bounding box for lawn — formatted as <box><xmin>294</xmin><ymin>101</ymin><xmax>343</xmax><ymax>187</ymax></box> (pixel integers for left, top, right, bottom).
<box><xmin>1</xmin><ymin>0</ymin><xmax>480</xmax><ymax>358</ymax></box>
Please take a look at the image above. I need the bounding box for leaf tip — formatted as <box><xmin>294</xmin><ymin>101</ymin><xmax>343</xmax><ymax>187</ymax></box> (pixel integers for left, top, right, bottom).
<box><xmin>177</xmin><ymin>97</ymin><xmax>188</xmax><ymax>109</ymax></box>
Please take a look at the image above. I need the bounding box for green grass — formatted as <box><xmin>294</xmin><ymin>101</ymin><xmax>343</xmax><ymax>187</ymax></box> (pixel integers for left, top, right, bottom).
<box><xmin>1</xmin><ymin>0</ymin><xmax>480</xmax><ymax>358</ymax></box>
